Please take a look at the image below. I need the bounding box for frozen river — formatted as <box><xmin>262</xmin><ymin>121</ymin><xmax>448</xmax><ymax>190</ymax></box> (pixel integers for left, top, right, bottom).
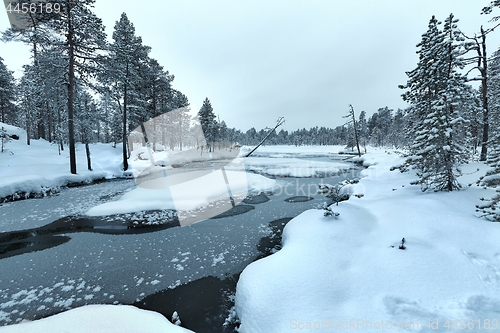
<box><xmin>0</xmin><ymin>150</ymin><xmax>361</xmax><ymax>332</ymax></box>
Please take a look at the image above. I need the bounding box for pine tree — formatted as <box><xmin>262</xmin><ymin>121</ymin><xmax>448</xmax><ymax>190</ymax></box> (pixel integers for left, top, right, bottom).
<box><xmin>398</xmin><ymin>14</ymin><xmax>477</xmax><ymax>192</ymax></box>
<box><xmin>171</xmin><ymin>91</ymin><xmax>191</xmax><ymax>151</ymax></box>
<box><xmin>75</xmin><ymin>86</ymin><xmax>97</xmax><ymax>170</ymax></box>
<box><xmin>376</xmin><ymin>107</ymin><xmax>393</xmax><ymax>146</ymax></box>
<box><xmin>197</xmin><ymin>98</ymin><xmax>216</xmax><ymax>151</ymax></box>
<box><xmin>102</xmin><ymin>12</ymin><xmax>150</xmax><ymax>170</ymax></box>
<box><xmin>389</xmin><ymin>109</ymin><xmax>407</xmax><ymax>148</ymax></box>
<box><xmin>358</xmin><ymin>111</ymin><xmax>368</xmax><ymax>152</ymax></box>
<box><xmin>46</xmin><ymin>0</ymin><xmax>106</xmax><ymax>174</ymax></box>
<box><xmin>0</xmin><ymin>57</ymin><xmax>17</xmax><ymax>125</ymax></box>
<box><xmin>488</xmin><ymin>49</ymin><xmax>500</xmax><ymax>144</ymax></box>
<box><xmin>17</xmin><ymin>63</ymin><xmax>42</xmax><ymax>145</ymax></box>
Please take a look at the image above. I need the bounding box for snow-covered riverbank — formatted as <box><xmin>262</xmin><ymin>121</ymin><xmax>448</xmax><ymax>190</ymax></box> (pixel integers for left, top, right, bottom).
<box><xmin>235</xmin><ymin>148</ymin><xmax>500</xmax><ymax>333</ymax></box>
<box><xmin>0</xmin><ymin>123</ymin><xmax>124</xmax><ymax>201</ymax></box>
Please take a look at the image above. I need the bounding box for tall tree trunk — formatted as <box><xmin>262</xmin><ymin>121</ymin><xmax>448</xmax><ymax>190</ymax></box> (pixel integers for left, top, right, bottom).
<box><xmin>1</xmin><ymin>99</ymin><xmax>5</xmax><ymax>123</ymax></box>
<box><xmin>47</xmin><ymin>101</ymin><xmax>52</xmax><ymax>143</ymax></box>
<box><xmin>67</xmin><ymin>5</ymin><xmax>77</xmax><ymax>174</ymax></box>
<box><xmin>25</xmin><ymin>111</ymin><xmax>30</xmax><ymax>145</ymax></box>
<box><xmin>350</xmin><ymin>105</ymin><xmax>361</xmax><ymax>157</ymax></box>
<box><xmin>480</xmin><ymin>26</ymin><xmax>489</xmax><ymax>162</ymax></box>
<box><xmin>122</xmin><ymin>64</ymin><xmax>129</xmax><ymax>171</ymax></box>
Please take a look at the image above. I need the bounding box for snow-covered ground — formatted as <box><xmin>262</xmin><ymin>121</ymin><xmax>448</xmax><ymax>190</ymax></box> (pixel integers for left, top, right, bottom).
<box><xmin>235</xmin><ymin>148</ymin><xmax>500</xmax><ymax>332</ymax></box>
<box><xmin>0</xmin><ymin>305</ymin><xmax>193</xmax><ymax>333</ymax></box>
<box><xmin>0</xmin><ymin>123</ymin><xmax>123</xmax><ymax>200</ymax></box>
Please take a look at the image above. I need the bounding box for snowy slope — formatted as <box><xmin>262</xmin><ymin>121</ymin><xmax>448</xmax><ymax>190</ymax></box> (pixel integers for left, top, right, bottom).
<box><xmin>236</xmin><ymin>148</ymin><xmax>500</xmax><ymax>332</ymax></box>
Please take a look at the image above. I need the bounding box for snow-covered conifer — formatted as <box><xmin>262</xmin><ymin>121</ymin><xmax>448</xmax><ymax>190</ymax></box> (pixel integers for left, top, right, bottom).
<box><xmin>102</xmin><ymin>12</ymin><xmax>150</xmax><ymax>170</ymax></box>
<box><xmin>197</xmin><ymin>98</ymin><xmax>217</xmax><ymax>151</ymax></box>
<box><xmin>0</xmin><ymin>57</ymin><xmax>17</xmax><ymax>125</ymax></box>
<box><xmin>398</xmin><ymin>14</ymin><xmax>478</xmax><ymax>191</ymax></box>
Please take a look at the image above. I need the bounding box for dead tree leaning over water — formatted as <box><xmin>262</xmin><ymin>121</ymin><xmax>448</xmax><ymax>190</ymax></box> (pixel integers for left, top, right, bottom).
<box><xmin>245</xmin><ymin>117</ymin><xmax>285</xmax><ymax>157</ymax></box>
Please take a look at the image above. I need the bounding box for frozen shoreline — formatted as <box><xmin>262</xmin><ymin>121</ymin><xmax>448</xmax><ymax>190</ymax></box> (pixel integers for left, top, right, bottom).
<box><xmin>235</xmin><ymin>148</ymin><xmax>500</xmax><ymax>333</ymax></box>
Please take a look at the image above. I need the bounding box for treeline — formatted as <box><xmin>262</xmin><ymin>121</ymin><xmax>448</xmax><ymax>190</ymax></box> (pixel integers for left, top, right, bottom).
<box><xmin>225</xmin><ymin>107</ymin><xmax>403</xmax><ymax>148</ymax></box>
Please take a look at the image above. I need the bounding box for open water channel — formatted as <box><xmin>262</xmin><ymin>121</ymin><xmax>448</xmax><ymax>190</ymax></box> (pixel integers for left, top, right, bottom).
<box><xmin>0</xmin><ymin>150</ymin><xmax>362</xmax><ymax>332</ymax></box>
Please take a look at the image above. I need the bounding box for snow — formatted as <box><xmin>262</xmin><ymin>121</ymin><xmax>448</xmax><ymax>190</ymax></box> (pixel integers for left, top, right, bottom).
<box><xmin>0</xmin><ymin>122</ymin><xmax>124</xmax><ymax>200</ymax></box>
<box><xmin>86</xmin><ymin>170</ymin><xmax>276</xmax><ymax>221</ymax></box>
<box><xmin>238</xmin><ymin>145</ymin><xmax>352</xmax><ymax>178</ymax></box>
<box><xmin>235</xmin><ymin>148</ymin><xmax>500</xmax><ymax>333</ymax></box>
<box><xmin>0</xmin><ymin>305</ymin><xmax>193</xmax><ymax>333</ymax></box>
<box><xmin>241</xmin><ymin>156</ymin><xmax>349</xmax><ymax>177</ymax></box>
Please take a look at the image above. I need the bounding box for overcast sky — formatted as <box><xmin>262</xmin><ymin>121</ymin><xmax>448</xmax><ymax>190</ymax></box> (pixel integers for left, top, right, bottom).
<box><xmin>2</xmin><ymin>0</ymin><xmax>500</xmax><ymax>131</ymax></box>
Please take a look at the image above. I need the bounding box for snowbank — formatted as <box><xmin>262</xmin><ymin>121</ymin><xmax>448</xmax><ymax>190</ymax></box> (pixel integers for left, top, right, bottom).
<box><xmin>236</xmin><ymin>148</ymin><xmax>500</xmax><ymax>332</ymax></box>
<box><xmin>0</xmin><ymin>305</ymin><xmax>193</xmax><ymax>333</ymax></box>
<box><xmin>0</xmin><ymin>122</ymin><xmax>123</xmax><ymax>200</ymax></box>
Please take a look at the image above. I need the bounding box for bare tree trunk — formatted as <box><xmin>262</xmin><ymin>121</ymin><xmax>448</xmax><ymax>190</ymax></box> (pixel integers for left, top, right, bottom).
<box><xmin>122</xmin><ymin>64</ymin><xmax>129</xmax><ymax>171</ymax></box>
<box><xmin>85</xmin><ymin>142</ymin><xmax>92</xmax><ymax>171</ymax></box>
<box><xmin>350</xmin><ymin>105</ymin><xmax>362</xmax><ymax>157</ymax></box>
<box><xmin>1</xmin><ymin>100</ymin><xmax>5</xmax><ymax>124</ymax></box>
<box><xmin>25</xmin><ymin>111</ymin><xmax>30</xmax><ymax>145</ymax></box>
<box><xmin>479</xmin><ymin>26</ymin><xmax>489</xmax><ymax>162</ymax></box>
<box><xmin>464</xmin><ymin>26</ymin><xmax>496</xmax><ymax>161</ymax></box>
<box><xmin>67</xmin><ymin>4</ymin><xmax>77</xmax><ymax>174</ymax></box>
<box><xmin>245</xmin><ymin>117</ymin><xmax>285</xmax><ymax>157</ymax></box>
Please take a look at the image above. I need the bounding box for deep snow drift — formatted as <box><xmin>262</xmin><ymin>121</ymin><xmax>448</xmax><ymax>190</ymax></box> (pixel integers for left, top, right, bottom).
<box><xmin>235</xmin><ymin>148</ymin><xmax>500</xmax><ymax>332</ymax></box>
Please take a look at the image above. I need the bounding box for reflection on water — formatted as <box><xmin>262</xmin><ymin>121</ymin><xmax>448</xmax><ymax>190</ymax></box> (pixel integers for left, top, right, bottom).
<box><xmin>0</xmin><ymin>211</ymin><xmax>179</xmax><ymax>259</ymax></box>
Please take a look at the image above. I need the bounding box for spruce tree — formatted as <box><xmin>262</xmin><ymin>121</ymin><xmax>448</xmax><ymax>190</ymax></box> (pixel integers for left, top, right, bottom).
<box><xmin>398</xmin><ymin>14</ymin><xmax>477</xmax><ymax>192</ymax></box>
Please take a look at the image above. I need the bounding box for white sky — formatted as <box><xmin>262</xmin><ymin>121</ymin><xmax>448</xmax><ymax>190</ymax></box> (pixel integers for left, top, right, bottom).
<box><xmin>1</xmin><ymin>0</ymin><xmax>500</xmax><ymax>131</ymax></box>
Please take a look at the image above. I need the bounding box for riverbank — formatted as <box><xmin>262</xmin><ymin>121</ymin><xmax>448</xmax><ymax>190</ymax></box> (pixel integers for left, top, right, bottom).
<box><xmin>235</xmin><ymin>148</ymin><xmax>500</xmax><ymax>333</ymax></box>
<box><xmin>0</xmin><ymin>123</ymin><xmax>124</xmax><ymax>203</ymax></box>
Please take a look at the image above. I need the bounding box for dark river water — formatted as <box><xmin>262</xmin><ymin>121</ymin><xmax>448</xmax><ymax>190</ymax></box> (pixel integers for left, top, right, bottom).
<box><xmin>0</xmin><ymin>151</ymin><xmax>361</xmax><ymax>332</ymax></box>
